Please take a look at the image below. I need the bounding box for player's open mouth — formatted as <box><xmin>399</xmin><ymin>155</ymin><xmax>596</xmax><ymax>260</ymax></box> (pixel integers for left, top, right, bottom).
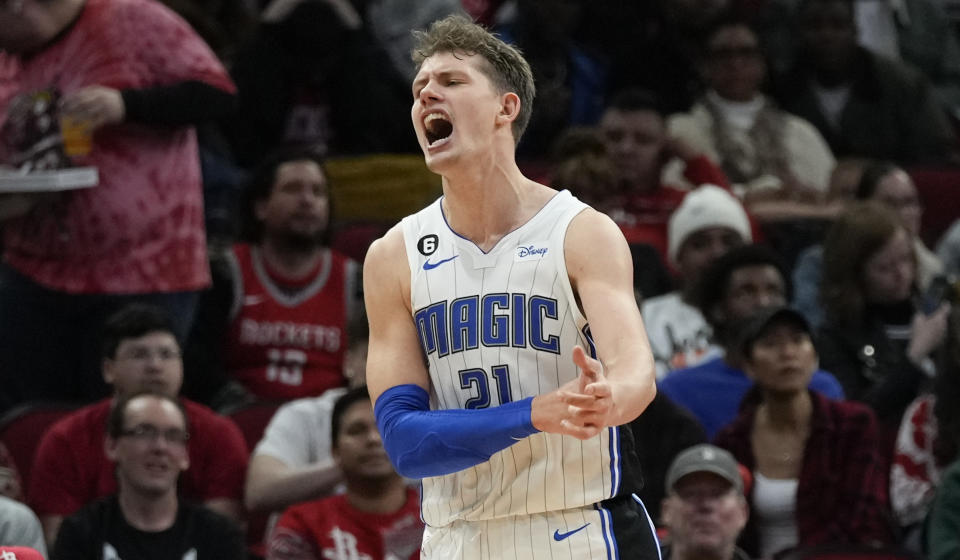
<box><xmin>424</xmin><ymin>112</ymin><xmax>453</xmax><ymax>147</ymax></box>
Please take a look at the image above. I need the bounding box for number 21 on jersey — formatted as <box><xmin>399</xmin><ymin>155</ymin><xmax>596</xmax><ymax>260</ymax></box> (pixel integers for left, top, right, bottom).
<box><xmin>458</xmin><ymin>365</ymin><xmax>513</xmax><ymax>409</ymax></box>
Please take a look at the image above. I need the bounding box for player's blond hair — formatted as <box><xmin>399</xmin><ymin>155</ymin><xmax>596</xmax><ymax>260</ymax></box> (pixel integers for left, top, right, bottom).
<box><xmin>412</xmin><ymin>15</ymin><xmax>535</xmax><ymax>145</ymax></box>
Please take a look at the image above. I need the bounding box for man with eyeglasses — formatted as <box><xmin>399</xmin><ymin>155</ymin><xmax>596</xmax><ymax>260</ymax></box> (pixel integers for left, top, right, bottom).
<box><xmin>51</xmin><ymin>392</ymin><xmax>246</xmax><ymax>559</ymax></box>
<box><xmin>27</xmin><ymin>304</ymin><xmax>248</xmax><ymax>550</ymax></box>
<box><xmin>659</xmin><ymin>444</ymin><xmax>750</xmax><ymax>560</ymax></box>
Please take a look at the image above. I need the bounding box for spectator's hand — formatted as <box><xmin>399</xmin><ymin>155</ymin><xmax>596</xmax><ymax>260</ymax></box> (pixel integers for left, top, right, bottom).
<box><xmin>60</xmin><ymin>86</ymin><xmax>125</xmax><ymax>132</ymax></box>
<box><xmin>663</xmin><ymin>136</ymin><xmax>701</xmax><ymax>162</ymax></box>
<box><xmin>908</xmin><ymin>303</ymin><xmax>951</xmax><ymax>364</ymax></box>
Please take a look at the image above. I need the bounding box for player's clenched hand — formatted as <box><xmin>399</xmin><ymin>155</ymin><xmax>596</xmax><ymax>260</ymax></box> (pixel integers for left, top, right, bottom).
<box><xmin>530</xmin><ymin>346</ymin><xmax>614</xmax><ymax>440</ymax></box>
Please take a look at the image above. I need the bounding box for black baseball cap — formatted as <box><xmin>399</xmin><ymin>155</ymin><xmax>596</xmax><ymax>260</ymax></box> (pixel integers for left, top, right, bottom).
<box><xmin>738</xmin><ymin>306</ymin><xmax>812</xmax><ymax>357</ymax></box>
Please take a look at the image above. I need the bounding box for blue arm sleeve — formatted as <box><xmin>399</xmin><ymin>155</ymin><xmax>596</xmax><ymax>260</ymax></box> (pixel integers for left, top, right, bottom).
<box><xmin>374</xmin><ymin>384</ymin><xmax>541</xmax><ymax>479</ymax></box>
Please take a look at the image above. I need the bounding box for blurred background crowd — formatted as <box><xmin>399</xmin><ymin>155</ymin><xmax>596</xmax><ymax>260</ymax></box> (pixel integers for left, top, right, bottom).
<box><xmin>2</xmin><ymin>0</ymin><xmax>960</xmax><ymax>559</ymax></box>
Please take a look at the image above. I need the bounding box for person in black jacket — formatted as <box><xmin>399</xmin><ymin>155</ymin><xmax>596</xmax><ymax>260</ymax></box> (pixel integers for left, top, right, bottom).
<box><xmin>818</xmin><ymin>201</ymin><xmax>949</xmax><ymax>437</ymax></box>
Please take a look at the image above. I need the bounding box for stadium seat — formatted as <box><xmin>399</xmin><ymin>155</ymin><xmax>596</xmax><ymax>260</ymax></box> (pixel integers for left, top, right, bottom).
<box><xmin>908</xmin><ymin>165</ymin><xmax>960</xmax><ymax>248</ymax></box>
<box><xmin>0</xmin><ymin>401</ymin><xmax>79</xmax><ymax>491</ymax></box>
<box><xmin>331</xmin><ymin>221</ymin><xmax>390</xmax><ymax>263</ymax></box>
<box><xmin>775</xmin><ymin>544</ymin><xmax>923</xmax><ymax>560</ymax></box>
<box><xmin>226</xmin><ymin>401</ymin><xmax>281</xmax><ymax>452</ymax></box>
<box><xmin>226</xmin><ymin>401</ymin><xmax>283</xmax><ymax>560</ymax></box>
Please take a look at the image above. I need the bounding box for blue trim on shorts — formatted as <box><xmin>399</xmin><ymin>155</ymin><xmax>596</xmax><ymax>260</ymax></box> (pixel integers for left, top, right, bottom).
<box><xmin>608</xmin><ymin>426</ymin><xmax>621</xmax><ymax>496</ymax></box>
<box><xmin>593</xmin><ymin>502</ymin><xmax>617</xmax><ymax>560</ymax></box>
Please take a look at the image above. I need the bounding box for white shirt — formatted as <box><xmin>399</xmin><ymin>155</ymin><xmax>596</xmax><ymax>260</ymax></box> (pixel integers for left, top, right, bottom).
<box><xmin>753</xmin><ymin>473</ymin><xmax>800</xmax><ymax>558</ymax></box>
<box><xmin>641</xmin><ymin>291</ymin><xmax>721</xmax><ymax>378</ymax></box>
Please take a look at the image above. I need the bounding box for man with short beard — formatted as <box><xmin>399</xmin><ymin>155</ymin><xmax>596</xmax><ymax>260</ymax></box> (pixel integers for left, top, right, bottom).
<box><xmin>186</xmin><ymin>149</ymin><xmax>361</xmax><ymax>404</ymax></box>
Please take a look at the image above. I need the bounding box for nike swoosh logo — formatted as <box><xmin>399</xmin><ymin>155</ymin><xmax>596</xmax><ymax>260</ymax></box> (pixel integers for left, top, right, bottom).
<box><xmin>422</xmin><ymin>254</ymin><xmax>459</xmax><ymax>270</ymax></box>
<box><xmin>243</xmin><ymin>295</ymin><xmax>265</xmax><ymax>306</ymax></box>
<box><xmin>553</xmin><ymin>523</ymin><xmax>590</xmax><ymax>541</ymax></box>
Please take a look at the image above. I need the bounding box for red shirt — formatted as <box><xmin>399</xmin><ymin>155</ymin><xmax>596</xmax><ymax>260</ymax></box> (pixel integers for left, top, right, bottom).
<box><xmin>611</xmin><ymin>155</ymin><xmax>731</xmax><ymax>263</ymax></box>
<box><xmin>0</xmin><ymin>0</ymin><xmax>235</xmax><ymax>293</ymax></box>
<box><xmin>268</xmin><ymin>488</ymin><xmax>423</xmax><ymax>560</ymax></box>
<box><xmin>27</xmin><ymin>398</ymin><xmax>248</xmax><ymax>517</ymax></box>
<box><xmin>224</xmin><ymin>244</ymin><xmax>352</xmax><ymax>400</ymax></box>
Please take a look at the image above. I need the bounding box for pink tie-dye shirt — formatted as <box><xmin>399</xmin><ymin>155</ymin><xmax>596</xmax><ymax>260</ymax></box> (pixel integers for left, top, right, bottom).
<box><xmin>0</xmin><ymin>0</ymin><xmax>235</xmax><ymax>293</ymax></box>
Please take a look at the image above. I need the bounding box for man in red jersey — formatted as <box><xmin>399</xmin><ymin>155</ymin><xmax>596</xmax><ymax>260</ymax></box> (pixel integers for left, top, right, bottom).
<box><xmin>185</xmin><ymin>149</ymin><xmax>362</xmax><ymax>404</ymax></box>
<box><xmin>267</xmin><ymin>386</ymin><xmax>423</xmax><ymax>560</ymax></box>
<box><xmin>28</xmin><ymin>305</ymin><xmax>248</xmax><ymax>550</ymax></box>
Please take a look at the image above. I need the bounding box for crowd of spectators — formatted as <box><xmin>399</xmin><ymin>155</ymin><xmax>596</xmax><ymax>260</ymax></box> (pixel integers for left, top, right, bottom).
<box><xmin>2</xmin><ymin>0</ymin><xmax>960</xmax><ymax>558</ymax></box>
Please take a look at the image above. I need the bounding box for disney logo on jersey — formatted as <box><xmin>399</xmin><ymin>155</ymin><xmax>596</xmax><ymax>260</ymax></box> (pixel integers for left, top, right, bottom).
<box><xmin>515</xmin><ymin>244</ymin><xmax>548</xmax><ymax>261</ymax></box>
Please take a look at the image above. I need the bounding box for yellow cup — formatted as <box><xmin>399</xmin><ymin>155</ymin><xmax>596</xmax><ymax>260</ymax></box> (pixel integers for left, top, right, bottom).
<box><xmin>60</xmin><ymin>115</ymin><xmax>93</xmax><ymax>157</ymax></box>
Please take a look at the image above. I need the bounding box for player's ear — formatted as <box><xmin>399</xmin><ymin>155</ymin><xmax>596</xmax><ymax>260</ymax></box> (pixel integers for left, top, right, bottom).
<box><xmin>497</xmin><ymin>92</ymin><xmax>521</xmax><ymax>126</ymax></box>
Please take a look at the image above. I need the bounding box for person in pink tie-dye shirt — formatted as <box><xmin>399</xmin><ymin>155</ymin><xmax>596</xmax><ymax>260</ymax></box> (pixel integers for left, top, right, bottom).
<box><xmin>0</xmin><ymin>0</ymin><xmax>236</xmax><ymax>411</ymax></box>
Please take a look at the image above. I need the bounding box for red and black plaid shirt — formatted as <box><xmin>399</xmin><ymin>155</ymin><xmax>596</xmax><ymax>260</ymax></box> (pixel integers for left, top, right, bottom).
<box><xmin>715</xmin><ymin>391</ymin><xmax>895</xmax><ymax>556</ymax></box>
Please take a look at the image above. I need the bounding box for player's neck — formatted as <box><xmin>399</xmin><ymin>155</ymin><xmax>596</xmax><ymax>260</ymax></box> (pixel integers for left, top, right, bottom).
<box><xmin>117</xmin><ymin>488</ymin><xmax>179</xmax><ymax>532</ymax></box>
<box><xmin>259</xmin><ymin>238</ymin><xmax>324</xmax><ymax>280</ymax></box>
<box><xmin>345</xmin><ymin>476</ymin><xmax>408</xmax><ymax>514</ymax></box>
<box><xmin>440</xmin><ymin>163</ymin><xmax>553</xmax><ymax>252</ymax></box>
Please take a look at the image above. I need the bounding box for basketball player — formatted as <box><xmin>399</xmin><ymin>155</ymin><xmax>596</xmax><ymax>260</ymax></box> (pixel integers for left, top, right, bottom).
<box><xmin>364</xmin><ymin>15</ymin><xmax>660</xmax><ymax>559</ymax></box>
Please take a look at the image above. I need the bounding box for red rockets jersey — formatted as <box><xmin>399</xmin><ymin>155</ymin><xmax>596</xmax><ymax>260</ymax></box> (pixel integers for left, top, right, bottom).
<box><xmin>269</xmin><ymin>488</ymin><xmax>424</xmax><ymax>560</ymax></box>
<box><xmin>223</xmin><ymin>244</ymin><xmax>356</xmax><ymax>400</ymax></box>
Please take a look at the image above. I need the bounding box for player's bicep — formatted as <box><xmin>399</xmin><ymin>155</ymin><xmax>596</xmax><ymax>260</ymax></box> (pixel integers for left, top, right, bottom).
<box><xmin>566</xmin><ymin>210</ymin><xmax>654</xmax><ymax>376</ymax></box>
<box><xmin>363</xmin><ymin>230</ymin><xmax>430</xmax><ymax>403</ymax></box>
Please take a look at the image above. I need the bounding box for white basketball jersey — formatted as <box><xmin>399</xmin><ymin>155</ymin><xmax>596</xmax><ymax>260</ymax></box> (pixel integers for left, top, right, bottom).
<box><xmin>400</xmin><ymin>190</ymin><xmax>626</xmax><ymax>527</ymax></box>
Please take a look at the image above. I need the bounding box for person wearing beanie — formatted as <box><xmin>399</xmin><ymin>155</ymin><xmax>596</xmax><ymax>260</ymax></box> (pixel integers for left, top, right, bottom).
<box><xmin>642</xmin><ymin>184</ymin><xmax>752</xmax><ymax>378</ymax></box>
